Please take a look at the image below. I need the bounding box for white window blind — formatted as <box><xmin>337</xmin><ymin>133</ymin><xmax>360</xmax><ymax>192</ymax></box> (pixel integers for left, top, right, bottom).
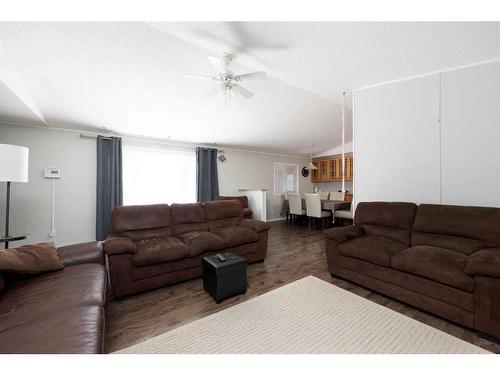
<box><xmin>123</xmin><ymin>144</ymin><xmax>196</xmax><ymax>205</ymax></box>
<box><xmin>274</xmin><ymin>162</ymin><xmax>299</xmax><ymax>195</ymax></box>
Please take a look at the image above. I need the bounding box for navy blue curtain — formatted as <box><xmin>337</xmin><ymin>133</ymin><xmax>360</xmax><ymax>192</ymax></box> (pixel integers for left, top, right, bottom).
<box><xmin>196</xmin><ymin>147</ymin><xmax>219</xmax><ymax>203</ymax></box>
<box><xmin>96</xmin><ymin>136</ymin><xmax>123</xmax><ymax>240</ymax></box>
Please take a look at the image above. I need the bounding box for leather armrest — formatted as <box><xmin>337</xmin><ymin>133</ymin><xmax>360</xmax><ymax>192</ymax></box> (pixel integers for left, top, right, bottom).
<box><xmin>323</xmin><ymin>225</ymin><xmax>366</xmax><ymax>244</ymax></box>
<box><xmin>104</xmin><ymin>236</ymin><xmax>137</xmax><ymax>256</ymax></box>
<box><xmin>238</xmin><ymin>218</ymin><xmax>271</xmax><ymax>233</ymax></box>
<box><xmin>57</xmin><ymin>241</ymin><xmax>104</xmax><ymax>266</ymax></box>
<box><xmin>465</xmin><ymin>249</ymin><xmax>500</xmax><ymax>278</ymax></box>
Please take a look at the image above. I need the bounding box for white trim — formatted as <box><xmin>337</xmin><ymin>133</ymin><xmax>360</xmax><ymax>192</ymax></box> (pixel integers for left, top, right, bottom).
<box><xmin>356</xmin><ymin>57</ymin><xmax>500</xmax><ymax>91</ymax></box>
<box><xmin>267</xmin><ymin>217</ymin><xmax>286</xmax><ymax>222</ymax></box>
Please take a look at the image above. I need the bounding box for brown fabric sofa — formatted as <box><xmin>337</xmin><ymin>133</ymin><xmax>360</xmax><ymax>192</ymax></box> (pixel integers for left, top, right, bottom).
<box><xmin>214</xmin><ymin>195</ymin><xmax>253</xmax><ymax>218</ymax></box>
<box><xmin>324</xmin><ymin>202</ymin><xmax>500</xmax><ymax>340</ymax></box>
<box><xmin>105</xmin><ymin>200</ymin><xmax>270</xmax><ymax>298</ymax></box>
<box><xmin>0</xmin><ymin>241</ymin><xmax>107</xmax><ymax>353</ymax></box>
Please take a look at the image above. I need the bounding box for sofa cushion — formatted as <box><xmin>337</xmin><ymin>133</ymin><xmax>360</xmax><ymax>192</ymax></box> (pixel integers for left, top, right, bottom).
<box><xmin>132</xmin><ymin>237</ymin><xmax>189</xmax><ymax>266</ymax></box>
<box><xmin>112</xmin><ymin>204</ymin><xmax>171</xmax><ymax>232</ymax></box>
<box><xmin>354</xmin><ymin>202</ymin><xmax>417</xmax><ymax>245</ymax></box>
<box><xmin>204</xmin><ymin>200</ymin><xmax>243</xmax><ymax>230</ymax></box>
<box><xmin>243</xmin><ymin>207</ymin><xmax>253</xmax><ymax>218</ymax></box>
<box><xmin>171</xmin><ymin>203</ymin><xmax>209</xmax><ymax>236</ymax></box>
<box><xmin>338</xmin><ymin>235</ymin><xmax>407</xmax><ymax>267</ymax></box>
<box><xmin>413</xmin><ymin>204</ymin><xmax>500</xmax><ymax>248</ymax></box>
<box><xmin>0</xmin><ymin>306</ymin><xmax>104</xmax><ymax>354</ymax></box>
<box><xmin>177</xmin><ymin>231</ymin><xmax>225</xmax><ymax>257</ymax></box>
<box><xmin>215</xmin><ymin>195</ymin><xmax>249</xmax><ymax>208</ymax></box>
<box><xmin>412</xmin><ymin>232</ymin><xmax>489</xmax><ymax>256</ymax></box>
<box><xmin>210</xmin><ymin>226</ymin><xmax>259</xmax><ymax>248</ymax></box>
<box><xmin>0</xmin><ymin>242</ymin><xmax>64</xmax><ymax>274</ymax></box>
<box><xmin>465</xmin><ymin>248</ymin><xmax>500</xmax><ymax>278</ymax></box>
<box><xmin>0</xmin><ymin>264</ymin><xmax>107</xmax><ymax>332</ymax></box>
<box><xmin>391</xmin><ymin>246</ymin><xmax>474</xmax><ymax>292</ymax></box>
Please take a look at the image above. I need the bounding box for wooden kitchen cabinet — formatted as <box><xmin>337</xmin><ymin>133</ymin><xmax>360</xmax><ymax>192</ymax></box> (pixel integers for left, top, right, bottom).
<box><xmin>311</xmin><ymin>154</ymin><xmax>353</xmax><ymax>182</ymax></box>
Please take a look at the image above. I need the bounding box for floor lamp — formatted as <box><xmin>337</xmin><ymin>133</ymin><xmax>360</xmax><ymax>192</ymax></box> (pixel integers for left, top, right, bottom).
<box><xmin>0</xmin><ymin>144</ymin><xmax>29</xmax><ymax>249</ymax></box>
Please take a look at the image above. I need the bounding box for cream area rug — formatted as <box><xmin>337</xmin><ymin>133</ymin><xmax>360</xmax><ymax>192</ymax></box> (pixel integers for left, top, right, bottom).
<box><xmin>116</xmin><ymin>276</ymin><xmax>489</xmax><ymax>354</ymax></box>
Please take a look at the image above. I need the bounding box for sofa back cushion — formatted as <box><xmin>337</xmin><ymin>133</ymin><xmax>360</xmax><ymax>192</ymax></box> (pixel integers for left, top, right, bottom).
<box><xmin>111</xmin><ymin>204</ymin><xmax>172</xmax><ymax>240</ymax></box>
<box><xmin>412</xmin><ymin>204</ymin><xmax>500</xmax><ymax>255</ymax></box>
<box><xmin>214</xmin><ymin>195</ymin><xmax>249</xmax><ymax>209</ymax></box>
<box><xmin>354</xmin><ymin>202</ymin><xmax>417</xmax><ymax>245</ymax></box>
<box><xmin>171</xmin><ymin>203</ymin><xmax>208</xmax><ymax>236</ymax></box>
<box><xmin>203</xmin><ymin>200</ymin><xmax>243</xmax><ymax>230</ymax></box>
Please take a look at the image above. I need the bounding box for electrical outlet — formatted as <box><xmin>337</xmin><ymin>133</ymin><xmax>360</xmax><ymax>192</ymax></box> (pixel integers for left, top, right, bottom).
<box><xmin>49</xmin><ymin>229</ymin><xmax>56</xmax><ymax>237</ymax></box>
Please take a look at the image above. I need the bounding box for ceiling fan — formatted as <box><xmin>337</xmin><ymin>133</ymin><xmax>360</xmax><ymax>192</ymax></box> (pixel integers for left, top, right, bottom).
<box><xmin>184</xmin><ymin>53</ymin><xmax>268</xmax><ymax>101</ymax></box>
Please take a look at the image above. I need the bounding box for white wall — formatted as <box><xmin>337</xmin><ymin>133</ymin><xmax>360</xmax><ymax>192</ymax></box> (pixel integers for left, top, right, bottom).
<box><xmin>0</xmin><ymin>124</ymin><xmax>96</xmax><ymax>246</ymax></box>
<box><xmin>354</xmin><ymin>60</ymin><xmax>500</xmax><ymax>208</ymax></box>
<box><xmin>217</xmin><ymin>149</ymin><xmax>313</xmax><ymax>220</ymax></box>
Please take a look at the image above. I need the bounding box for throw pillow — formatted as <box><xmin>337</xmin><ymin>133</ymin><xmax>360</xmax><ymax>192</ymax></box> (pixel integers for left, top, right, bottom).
<box><xmin>0</xmin><ymin>242</ymin><xmax>64</xmax><ymax>274</ymax></box>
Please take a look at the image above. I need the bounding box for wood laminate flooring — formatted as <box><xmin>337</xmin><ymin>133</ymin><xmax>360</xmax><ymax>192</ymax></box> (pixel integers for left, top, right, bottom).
<box><xmin>106</xmin><ymin>221</ymin><xmax>500</xmax><ymax>353</ymax></box>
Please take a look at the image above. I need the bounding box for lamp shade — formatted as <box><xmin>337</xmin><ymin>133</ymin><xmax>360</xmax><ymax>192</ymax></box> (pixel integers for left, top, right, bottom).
<box><xmin>0</xmin><ymin>144</ymin><xmax>29</xmax><ymax>182</ymax></box>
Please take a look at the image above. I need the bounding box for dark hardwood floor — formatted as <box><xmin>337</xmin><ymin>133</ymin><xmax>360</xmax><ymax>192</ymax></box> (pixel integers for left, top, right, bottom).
<box><xmin>105</xmin><ymin>221</ymin><xmax>500</xmax><ymax>353</ymax></box>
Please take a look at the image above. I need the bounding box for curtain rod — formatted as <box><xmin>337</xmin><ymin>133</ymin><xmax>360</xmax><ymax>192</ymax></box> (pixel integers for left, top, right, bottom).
<box><xmin>79</xmin><ymin>134</ymin><xmax>225</xmax><ymax>153</ymax></box>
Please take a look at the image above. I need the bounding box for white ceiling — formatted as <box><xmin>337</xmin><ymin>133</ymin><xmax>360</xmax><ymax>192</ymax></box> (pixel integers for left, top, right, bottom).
<box><xmin>0</xmin><ymin>22</ymin><xmax>499</xmax><ymax>155</ymax></box>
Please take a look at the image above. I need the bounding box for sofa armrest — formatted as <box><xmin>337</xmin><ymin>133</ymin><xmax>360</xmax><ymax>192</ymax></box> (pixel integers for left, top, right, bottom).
<box><xmin>57</xmin><ymin>241</ymin><xmax>104</xmax><ymax>267</ymax></box>
<box><xmin>104</xmin><ymin>236</ymin><xmax>137</xmax><ymax>256</ymax></box>
<box><xmin>238</xmin><ymin>218</ymin><xmax>271</xmax><ymax>233</ymax></box>
<box><xmin>323</xmin><ymin>225</ymin><xmax>366</xmax><ymax>244</ymax></box>
<box><xmin>465</xmin><ymin>249</ymin><xmax>500</xmax><ymax>278</ymax></box>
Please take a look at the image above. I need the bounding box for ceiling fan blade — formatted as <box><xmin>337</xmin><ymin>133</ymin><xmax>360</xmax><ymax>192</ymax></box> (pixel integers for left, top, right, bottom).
<box><xmin>234</xmin><ymin>71</ymin><xmax>268</xmax><ymax>81</ymax></box>
<box><xmin>208</xmin><ymin>56</ymin><xmax>227</xmax><ymax>73</ymax></box>
<box><xmin>232</xmin><ymin>84</ymin><xmax>254</xmax><ymax>99</ymax></box>
<box><xmin>184</xmin><ymin>74</ymin><xmax>216</xmax><ymax>81</ymax></box>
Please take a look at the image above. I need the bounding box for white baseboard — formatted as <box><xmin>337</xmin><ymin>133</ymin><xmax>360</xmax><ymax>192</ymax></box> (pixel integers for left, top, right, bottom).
<box><xmin>266</xmin><ymin>217</ymin><xmax>286</xmax><ymax>222</ymax></box>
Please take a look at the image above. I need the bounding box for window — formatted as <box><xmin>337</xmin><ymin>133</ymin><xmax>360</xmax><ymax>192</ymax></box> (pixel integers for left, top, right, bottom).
<box><xmin>123</xmin><ymin>144</ymin><xmax>196</xmax><ymax>205</ymax></box>
<box><xmin>274</xmin><ymin>162</ymin><xmax>299</xmax><ymax>195</ymax></box>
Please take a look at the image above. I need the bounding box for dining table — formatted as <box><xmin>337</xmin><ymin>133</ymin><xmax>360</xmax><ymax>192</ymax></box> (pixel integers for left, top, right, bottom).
<box><xmin>281</xmin><ymin>198</ymin><xmax>351</xmax><ymax>224</ymax></box>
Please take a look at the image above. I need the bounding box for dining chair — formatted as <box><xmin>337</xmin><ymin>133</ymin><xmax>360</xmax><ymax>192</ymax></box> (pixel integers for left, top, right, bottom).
<box><xmin>319</xmin><ymin>191</ymin><xmax>330</xmax><ymax>200</ymax></box>
<box><xmin>304</xmin><ymin>193</ymin><xmax>331</xmax><ymax>230</ymax></box>
<box><xmin>335</xmin><ymin>208</ymin><xmax>353</xmax><ymax>226</ymax></box>
<box><xmin>288</xmin><ymin>192</ymin><xmax>306</xmax><ymax>225</ymax></box>
<box><xmin>329</xmin><ymin>191</ymin><xmax>346</xmax><ymax>201</ymax></box>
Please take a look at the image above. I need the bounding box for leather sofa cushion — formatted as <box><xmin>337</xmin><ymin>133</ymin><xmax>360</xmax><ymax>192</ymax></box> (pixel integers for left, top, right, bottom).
<box><xmin>112</xmin><ymin>204</ymin><xmax>171</xmax><ymax>232</ymax></box>
<box><xmin>104</xmin><ymin>236</ymin><xmax>137</xmax><ymax>255</ymax></box>
<box><xmin>133</xmin><ymin>237</ymin><xmax>189</xmax><ymax>266</ymax></box>
<box><xmin>210</xmin><ymin>226</ymin><xmax>259</xmax><ymax>248</ymax></box>
<box><xmin>0</xmin><ymin>306</ymin><xmax>104</xmax><ymax>354</ymax></box>
<box><xmin>0</xmin><ymin>242</ymin><xmax>64</xmax><ymax>274</ymax></box>
<box><xmin>391</xmin><ymin>246</ymin><xmax>474</xmax><ymax>292</ymax></box>
<box><xmin>177</xmin><ymin>231</ymin><xmax>225</xmax><ymax>257</ymax></box>
<box><xmin>338</xmin><ymin>235</ymin><xmax>407</xmax><ymax>267</ymax></box>
<box><xmin>57</xmin><ymin>241</ymin><xmax>104</xmax><ymax>266</ymax></box>
<box><xmin>0</xmin><ymin>264</ymin><xmax>107</xmax><ymax>332</ymax></box>
<box><xmin>413</xmin><ymin>204</ymin><xmax>500</xmax><ymax>247</ymax></box>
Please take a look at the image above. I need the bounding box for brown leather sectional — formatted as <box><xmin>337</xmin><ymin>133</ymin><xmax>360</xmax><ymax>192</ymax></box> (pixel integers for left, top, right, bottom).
<box><xmin>105</xmin><ymin>200</ymin><xmax>271</xmax><ymax>298</ymax></box>
<box><xmin>0</xmin><ymin>242</ymin><xmax>107</xmax><ymax>353</ymax></box>
<box><xmin>324</xmin><ymin>202</ymin><xmax>500</xmax><ymax>340</ymax></box>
